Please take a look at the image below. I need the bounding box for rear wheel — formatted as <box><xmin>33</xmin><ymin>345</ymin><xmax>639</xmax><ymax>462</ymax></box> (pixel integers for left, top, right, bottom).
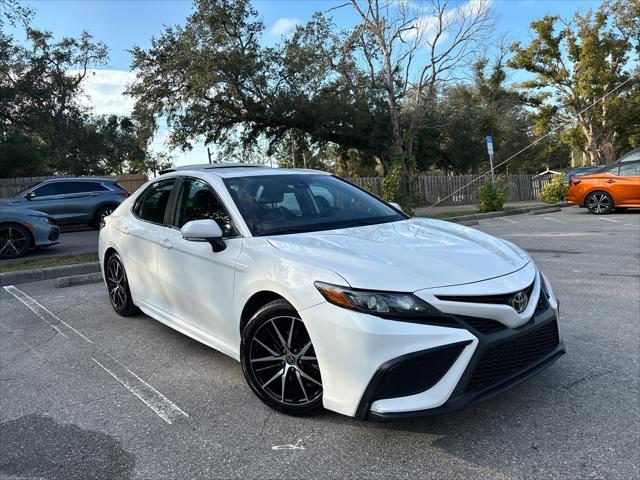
<box><xmin>105</xmin><ymin>252</ymin><xmax>139</xmax><ymax>316</ymax></box>
<box><xmin>0</xmin><ymin>224</ymin><xmax>32</xmax><ymax>259</ymax></box>
<box><xmin>241</xmin><ymin>299</ymin><xmax>323</xmax><ymax>415</ymax></box>
<box><xmin>586</xmin><ymin>191</ymin><xmax>613</xmax><ymax>214</ymax></box>
<box><xmin>94</xmin><ymin>205</ymin><xmax>116</xmax><ymax>229</ymax></box>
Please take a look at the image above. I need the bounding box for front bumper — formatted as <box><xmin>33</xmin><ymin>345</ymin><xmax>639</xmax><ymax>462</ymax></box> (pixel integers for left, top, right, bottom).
<box><xmin>301</xmin><ymin>267</ymin><xmax>564</xmax><ymax>419</ymax></box>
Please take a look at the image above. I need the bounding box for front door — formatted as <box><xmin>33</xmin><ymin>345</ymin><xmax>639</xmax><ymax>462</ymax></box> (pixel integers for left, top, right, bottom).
<box><xmin>609</xmin><ymin>162</ymin><xmax>640</xmax><ymax>206</ymax></box>
<box><xmin>157</xmin><ymin>177</ymin><xmax>243</xmax><ymax>348</ymax></box>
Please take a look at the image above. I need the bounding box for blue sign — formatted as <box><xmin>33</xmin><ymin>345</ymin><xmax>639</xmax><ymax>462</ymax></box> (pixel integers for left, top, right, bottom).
<box><xmin>486</xmin><ymin>136</ymin><xmax>493</xmax><ymax>144</ymax></box>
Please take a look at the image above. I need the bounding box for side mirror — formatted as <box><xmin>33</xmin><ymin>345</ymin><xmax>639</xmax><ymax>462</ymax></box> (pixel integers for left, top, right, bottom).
<box><xmin>390</xmin><ymin>202</ymin><xmax>402</xmax><ymax>212</ymax></box>
<box><xmin>26</xmin><ymin>192</ymin><xmax>36</xmax><ymax>200</ymax></box>
<box><xmin>181</xmin><ymin>219</ymin><xmax>226</xmax><ymax>252</ymax></box>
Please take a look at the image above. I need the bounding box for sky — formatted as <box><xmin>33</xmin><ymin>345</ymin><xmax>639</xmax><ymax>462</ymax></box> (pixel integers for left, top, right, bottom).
<box><xmin>22</xmin><ymin>0</ymin><xmax>601</xmax><ymax>166</ymax></box>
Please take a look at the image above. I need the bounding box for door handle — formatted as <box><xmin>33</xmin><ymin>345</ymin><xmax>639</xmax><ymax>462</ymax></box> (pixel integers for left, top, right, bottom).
<box><xmin>159</xmin><ymin>238</ymin><xmax>173</xmax><ymax>249</ymax></box>
<box><xmin>606</xmin><ymin>179</ymin><xmax>615</xmax><ymax>183</ymax></box>
<box><xmin>121</xmin><ymin>225</ymin><xmax>130</xmax><ymax>235</ymax></box>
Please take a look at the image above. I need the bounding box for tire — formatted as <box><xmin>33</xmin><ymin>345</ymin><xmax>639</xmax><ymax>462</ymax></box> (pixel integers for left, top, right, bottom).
<box><xmin>241</xmin><ymin>299</ymin><xmax>323</xmax><ymax>415</ymax></box>
<box><xmin>105</xmin><ymin>252</ymin><xmax>140</xmax><ymax>316</ymax></box>
<box><xmin>0</xmin><ymin>223</ymin><xmax>32</xmax><ymax>259</ymax></box>
<box><xmin>93</xmin><ymin>205</ymin><xmax>117</xmax><ymax>229</ymax></box>
<box><xmin>585</xmin><ymin>191</ymin><xmax>613</xmax><ymax>214</ymax></box>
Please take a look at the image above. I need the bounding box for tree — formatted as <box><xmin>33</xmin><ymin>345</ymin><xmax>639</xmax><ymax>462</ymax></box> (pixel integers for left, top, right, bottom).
<box><xmin>509</xmin><ymin>0</ymin><xmax>639</xmax><ymax>164</ymax></box>
<box><xmin>348</xmin><ymin>0</ymin><xmax>493</xmax><ymax>172</ymax></box>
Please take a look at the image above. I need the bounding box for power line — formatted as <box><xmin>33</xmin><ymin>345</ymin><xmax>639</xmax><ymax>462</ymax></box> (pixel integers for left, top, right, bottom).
<box><xmin>423</xmin><ymin>75</ymin><xmax>638</xmax><ymax>210</ymax></box>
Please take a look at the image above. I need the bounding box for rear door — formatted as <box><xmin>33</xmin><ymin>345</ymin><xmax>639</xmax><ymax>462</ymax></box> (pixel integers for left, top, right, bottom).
<box><xmin>56</xmin><ymin>181</ymin><xmax>109</xmax><ymax>223</ymax></box>
<box><xmin>609</xmin><ymin>162</ymin><xmax>640</xmax><ymax>206</ymax></box>
<box><xmin>123</xmin><ymin>178</ymin><xmax>177</xmax><ymax>307</ymax></box>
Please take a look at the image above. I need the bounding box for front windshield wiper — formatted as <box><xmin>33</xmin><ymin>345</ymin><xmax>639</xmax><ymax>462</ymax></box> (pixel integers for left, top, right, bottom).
<box><xmin>263</xmin><ymin>226</ymin><xmax>319</xmax><ymax>236</ymax></box>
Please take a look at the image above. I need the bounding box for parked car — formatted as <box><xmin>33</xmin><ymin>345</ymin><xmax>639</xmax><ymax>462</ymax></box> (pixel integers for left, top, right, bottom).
<box><xmin>0</xmin><ymin>207</ymin><xmax>60</xmax><ymax>259</ymax></box>
<box><xmin>567</xmin><ymin>160</ymin><xmax>640</xmax><ymax>214</ymax></box>
<box><xmin>99</xmin><ymin>164</ymin><xmax>564</xmax><ymax>419</ymax></box>
<box><xmin>1</xmin><ymin>178</ymin><xmax>130</xmax><ymax>229</ymax></box>
<box><xmin>563</xmin><ymin>165</ymin><xmax>606</xmax><ymax>183</ymax></box>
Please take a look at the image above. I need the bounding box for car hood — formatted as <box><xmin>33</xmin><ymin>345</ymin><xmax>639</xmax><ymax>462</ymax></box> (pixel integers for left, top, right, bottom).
<box><xmin>267</xmin><ymin>218</ymin><xmax>530</xmax><ymax>291</ymax></box>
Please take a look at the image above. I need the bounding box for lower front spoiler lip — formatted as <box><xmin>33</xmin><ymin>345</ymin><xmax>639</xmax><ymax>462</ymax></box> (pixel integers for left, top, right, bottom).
<box><xmin>367</xmin><ymin>341</ymin><xmax>566</xmax><ymax>422</ymax></box>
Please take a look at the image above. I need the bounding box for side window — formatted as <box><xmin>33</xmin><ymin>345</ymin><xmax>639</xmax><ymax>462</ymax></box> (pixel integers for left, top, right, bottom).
<box><xmin>133</xmin><ymin>179</ymin><xmax>176</xmax><ymax>224</ymax></box>
<box><xmin>33</xmin><ymin>182</ymin><xmax>62</xmax><ymax>197</ymax></box>
<box><xmin>620</xmin><ymin>151</ymin><xmax>640</xmax><ymax>163</ymax></box>
<box><xmin>64</xmin><ymin>182</ymin><xmax>108</xmax><ymax>194</ymax></box>
<box><xmin>174</xmin><ymin>178</ymin><xmax>237</xmax><ymax>237</ymax></box>
<box><xmin>618</xmin><ymin>163</ymin><xmax>640</xmax><ymax>177</ymax></box>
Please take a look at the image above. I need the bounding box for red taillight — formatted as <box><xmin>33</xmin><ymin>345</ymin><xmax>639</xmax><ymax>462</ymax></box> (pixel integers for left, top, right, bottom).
<box><xmin>117</xmin><ymin>191</ymin><xmax>130</xmax><ymax>198</ymax></box>
<box><xmin>569</xmin><ymin>178</ymin><xmax>581</xmax><ymax>186</ymax></box>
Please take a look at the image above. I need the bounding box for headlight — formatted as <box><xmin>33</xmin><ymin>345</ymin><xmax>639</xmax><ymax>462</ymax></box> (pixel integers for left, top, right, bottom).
<box><xmin>314</xmin><ymin>281</ymin><xmax>441</xmax><ymax>318</ymax></box>
<box><xmin>29</xmin><ymin>214</ymin><xmax>51</xmax><ymax>224</ymax></box>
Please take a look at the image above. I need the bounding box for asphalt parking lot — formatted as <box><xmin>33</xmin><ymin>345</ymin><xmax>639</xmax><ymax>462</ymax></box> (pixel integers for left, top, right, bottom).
<box><xmin>1</xmin><ymin>207</ymin><xmax>638</xmax><ymax>480</ymax></box>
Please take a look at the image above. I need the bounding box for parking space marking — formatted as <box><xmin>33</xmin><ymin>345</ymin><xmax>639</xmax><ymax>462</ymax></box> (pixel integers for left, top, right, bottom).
<box><xmin>3</xmin><ymin>284</ymin><xmax>189</xmax><ymax>425</ymax></box>
<box><xmin>600</xmin><ymin>217</ymin><xmax>620</xmax><ymax>223</ymax></box>
<box><xmin>542</xmin><ymin>216</ymin><xmax>564</xmax><ymax>224</ymax></box>
<box><xmin>3</xmin><ymin>286</ymin><xmax>77</xmax><ymax>340</ymax></box>
<box><xmin>91</xmin><ymin>357</ymin><xmax>189</xmax><ymax>425</ymax></box>
<box><xmin>498</xmin><ymin>217</ymin><xmax>519</xmax><ymax>224</ymax></box>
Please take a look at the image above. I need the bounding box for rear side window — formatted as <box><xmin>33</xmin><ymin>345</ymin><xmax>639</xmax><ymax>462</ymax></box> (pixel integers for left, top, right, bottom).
<box><xmin>133</xmin><ymin>179</ymin><xmax>176</xmax><ymax>224</ymax></box>
<box><xmin>33</xmin><ymin>182</ymin><xmax>63</xmax><ymax>197</ymax></box>
<box><xmin>63</xmin><ymin>181</ymin><xmax>108</xmax><ymax>194</ymax></box>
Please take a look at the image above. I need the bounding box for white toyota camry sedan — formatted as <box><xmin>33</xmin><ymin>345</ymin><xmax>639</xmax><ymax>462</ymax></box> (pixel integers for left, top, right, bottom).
<box><xmin>99</xmin><ymin>164</ymin><xmax>565</xmax><ymax>420</ymax></box>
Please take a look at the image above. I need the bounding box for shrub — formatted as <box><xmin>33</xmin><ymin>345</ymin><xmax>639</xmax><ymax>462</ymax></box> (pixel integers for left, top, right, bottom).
<box><xmin>538</xmin><ymin>173</ymin><xmax>569</xmax><ymax>204</ymax></box>
<box><xmin>381</xmin><ymin>164</ymin><xmax>419</xmax><ymax>215</ymax></box>
<box><xmin>477</xmin><ymin>181</ymin><xmax>507</xmax><ymax>213</ymax></box>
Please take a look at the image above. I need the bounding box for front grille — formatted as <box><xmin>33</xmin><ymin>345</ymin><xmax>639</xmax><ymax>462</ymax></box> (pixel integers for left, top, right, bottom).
<box><xmin>460</xmin><ymin>316</ymin><xmax>507</xmax><ymax>334</ymax></box>
<box><xmin>466</xmin><ymin>320</ymin><xmax>559</xmax><ymax>391</ymax></box>
<box><xmin>436</xmin><ymin>282</ymin><xmax>534</xmax><ymax>306</ymax></box>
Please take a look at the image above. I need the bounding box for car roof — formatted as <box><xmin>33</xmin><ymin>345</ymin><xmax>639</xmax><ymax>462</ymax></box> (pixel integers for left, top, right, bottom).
<box><xmin>42</xmin><ymin>177</ymin><xmax>114</xmax><ymax>183</ymax></box>
<box><xmin>615</xmin><ymin>148</ymin><xmax>640</xmax><ymax>163</ymax></box>
<box><xmin>160</xmin><ymin>163</ymin><xmax>330</xmax><ymax>179</ymax></box>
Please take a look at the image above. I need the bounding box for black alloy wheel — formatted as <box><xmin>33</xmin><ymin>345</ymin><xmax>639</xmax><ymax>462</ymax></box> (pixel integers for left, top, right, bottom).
<box><xmin>586</xmin><ymin>191</ymin><xmax>613</xmax><ymax>214</ymax></box>
<box><xmin>0</xmin><ymin>224</ymin><xmax>31</xmax><ymax>259</ymax></box>
<box><xmin>105</xmin><ymin>253</ymin><xmax>139</xmax><ymax>316</ymax></box>
<box><xmin>94</xmin><ymin>205</ymin><xmax>116</xmax><ymax>229</ymax></box>
<box><xmin>241</xmin><ymin>299</ymin><xmax>323</xmax><ymax>415</ymax></box>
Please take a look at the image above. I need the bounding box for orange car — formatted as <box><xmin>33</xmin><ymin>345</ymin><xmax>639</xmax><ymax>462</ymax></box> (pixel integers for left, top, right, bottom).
<box><xmin>567</xmin><ymin>160</ymin><xmax>640</xmax><ymax>214</ymax></box>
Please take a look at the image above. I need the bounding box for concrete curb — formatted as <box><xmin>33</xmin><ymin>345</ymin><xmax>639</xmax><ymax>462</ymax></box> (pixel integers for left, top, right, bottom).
<box><xmin>0</xmin><ymin>262</ymin><xmax>100</xmax><ymax>287</ymax></box>
<box><xmin>432</xmin><ymin>202</ymin><xmax>569</xmax><ymax>224</ymax></box>
<box><xmin>55</xmin><ymin>272</ymin><xmax>103</xmax><ymax>288</ymax></box>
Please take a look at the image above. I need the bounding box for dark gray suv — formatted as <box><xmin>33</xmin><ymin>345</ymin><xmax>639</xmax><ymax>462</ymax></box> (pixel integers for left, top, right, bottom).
<box><xmin>1</xmin><ymin>178</ymin><xmax>130</xmax><ymax>228</ymax></box>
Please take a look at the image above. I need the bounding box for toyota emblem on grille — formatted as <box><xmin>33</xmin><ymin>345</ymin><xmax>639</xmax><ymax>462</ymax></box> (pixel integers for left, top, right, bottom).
<box><xmin>511</xmin><ymin>291</ymin><xmax>528</xmax><ymax>313</ymax></box>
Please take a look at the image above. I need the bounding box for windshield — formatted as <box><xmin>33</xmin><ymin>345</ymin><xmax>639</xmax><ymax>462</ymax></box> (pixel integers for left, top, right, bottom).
<box><xmin>14</xmin><ymin>182</ymin><xmax>42</xmax><ymax>198</ymax></box>
<box><xmin>224</xmin><ymin>174</ymin><xmax>406</xmax><ymax>236</ymax></box>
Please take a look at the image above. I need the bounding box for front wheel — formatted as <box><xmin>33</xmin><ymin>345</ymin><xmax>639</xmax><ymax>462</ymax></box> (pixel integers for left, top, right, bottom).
<box><xmin>94</xmin><ymin>205</ymin><xmax>116</xmax><ymax>229</ymax></box>
<box><xmin>586</xmin><ymin>191</ymin><xmax>613</xmax><ymax>214</ymax></box>
<box><xmin>105</xmin><ymin>253</ymin><xmax>139</xmax><ymax>316</ymax></box>
<box><xmin>0</xmin><ymin>224</ymin><xmax>32</xmax><ymax>259</ymax></box>
<box><xmin>241</xmin><ymin>299</ymin><xmax>323</xmax><ymax>415</ymax></box>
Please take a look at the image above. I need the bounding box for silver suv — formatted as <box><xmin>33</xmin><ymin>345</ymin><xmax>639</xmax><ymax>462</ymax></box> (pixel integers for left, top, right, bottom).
<box><xmin>1</xmin><ymin>178</ymin><xmax>130</xmax><ymax>228</ymax></box>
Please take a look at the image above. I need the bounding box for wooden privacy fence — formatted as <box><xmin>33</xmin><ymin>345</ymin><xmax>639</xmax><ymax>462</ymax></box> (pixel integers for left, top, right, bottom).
<box><xmin>0</xmin><ymin>174</ymin><xmax>148</xmax><ymax>197</ymax></box>
<box><xmin>348</xmin><ymin>174</ymin><xmax>551</xmax><ymax>206</ymax></box>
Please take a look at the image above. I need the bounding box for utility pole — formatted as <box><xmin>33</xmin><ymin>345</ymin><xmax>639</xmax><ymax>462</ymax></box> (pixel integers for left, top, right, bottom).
<box><xmin>486</xmin><ymin>136</ymin><xmax>495</xmax><ymax>184</ymax></box>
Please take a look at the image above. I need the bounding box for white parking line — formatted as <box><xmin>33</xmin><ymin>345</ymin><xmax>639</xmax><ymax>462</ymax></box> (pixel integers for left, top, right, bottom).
<box><xmin>600</xmin><ymin>217</ymin><xmax>620</xmax><ymax>223</ymax></box>
<box><xmin>3</xmin><ymin>284</ymin><xmax>189</xmax><ymax>424</ymax></box>
<box><xmin>91</xmin><ymin>357</ymin><xmax>189</xmax><ymax>424</ymax></box>
<box><xmin>498</xmin><ymin>217</ymin><xmax>519</xmax><ymax>224</ymax></box>
<box><xmin>542</xmin><ymin>216</ymin><xmax>564</xmax><ymax>224</ymax></box>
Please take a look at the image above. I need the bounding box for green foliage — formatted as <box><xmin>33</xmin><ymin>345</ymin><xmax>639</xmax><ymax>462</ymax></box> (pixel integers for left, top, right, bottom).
<box><xmin>382</xmin><ymin>164</ymin><xmax>402</xmax><ymax>202</ymax></box>
<box><xmin>509</xmin><ymin>0</ymin><xmax>639</xmax><ymax>164</ymax></box>
<box><xmin>478</xmin><ymin>182</ymin><xmax>507</xmax><ymax>213</ymax></box>
<box><xmin>0</xmin><ymin>15</ymin><xmax>154</xmax><ymax>177</ymax></box>
<box><xmin>538</xmin><ymin>174</ymin><xmax>569</xmax><ymax>204</ymax></box>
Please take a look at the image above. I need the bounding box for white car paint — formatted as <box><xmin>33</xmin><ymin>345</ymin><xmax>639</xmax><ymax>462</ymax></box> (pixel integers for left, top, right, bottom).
<box><xmin>99</xmin><ymin>166</ymin><xmax>563</xmax><ymax>419</ymax></box>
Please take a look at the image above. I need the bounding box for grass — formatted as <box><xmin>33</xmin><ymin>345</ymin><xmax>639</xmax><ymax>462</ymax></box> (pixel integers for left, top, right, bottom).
<box><xmin>0</xmin><ymin>253</ymin><xmax>98</xmax><ymax>273</ymax></box>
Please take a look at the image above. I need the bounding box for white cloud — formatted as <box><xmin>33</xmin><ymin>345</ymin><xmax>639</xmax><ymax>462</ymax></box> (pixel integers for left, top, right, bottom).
<box><xmin>75</xmin><ymin>69</ymin><xmax>137</xmax><ymax>116</ymax></box>
<box><xmin>269</xmin><ymin>17</ymin><xmax>300</xmax><ymax>37</ymax></box>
